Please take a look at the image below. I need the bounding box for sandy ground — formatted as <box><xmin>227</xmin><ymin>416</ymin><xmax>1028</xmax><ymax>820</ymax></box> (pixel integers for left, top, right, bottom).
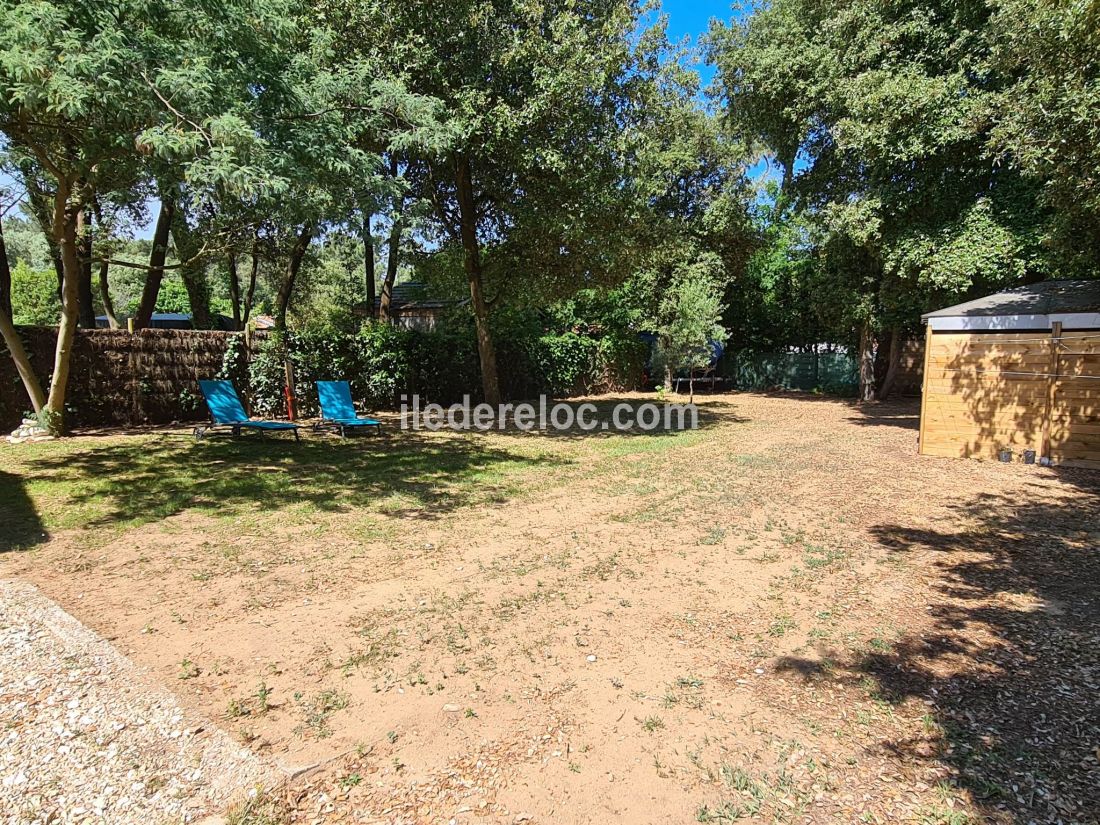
<box><xmin>3</xmin><ymin>392</ymin><xmax>1098</xmax><ymax>824</ymax></box>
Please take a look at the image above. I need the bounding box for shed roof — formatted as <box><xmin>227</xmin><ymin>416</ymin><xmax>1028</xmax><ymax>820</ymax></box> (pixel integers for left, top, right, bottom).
<box><xmin>352</xmin><ymin>281</ymin><xmax>465</xmax><ymax>317</ymax></box>
<box><xmin>922</xmin><ymin>280</ymin><xmax>1100</xmax><ymax>332</ymax></box>
<box><xmin>376</xmin><ymin>281</ymin><xmax>454</xmax><ymax>310</ymax></box>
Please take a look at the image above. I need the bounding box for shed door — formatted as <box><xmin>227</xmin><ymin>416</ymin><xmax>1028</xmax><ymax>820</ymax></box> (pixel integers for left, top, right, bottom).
<box><xmin>1049</xmin><ymin>331</ymin><xmax>1100</xmax><ymax>467</ymax></box>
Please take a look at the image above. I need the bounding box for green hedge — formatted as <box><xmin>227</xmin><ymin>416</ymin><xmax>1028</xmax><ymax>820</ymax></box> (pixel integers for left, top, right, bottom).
<box><xmin>234</xmin><ymin>311</ymin><xmax>647</xmax><ymax>416</ymax></box>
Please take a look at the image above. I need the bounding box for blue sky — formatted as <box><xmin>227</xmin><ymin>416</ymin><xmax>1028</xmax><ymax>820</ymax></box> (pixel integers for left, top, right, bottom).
<box><xmin>657</xmin><ymin>0</ymin><xmax>737</xmax><ymax>87</ymax></box>
<box><xmin>656</xmin><ymin>1</ymin><xmax>776</xmax><ymax>183</ymax></box>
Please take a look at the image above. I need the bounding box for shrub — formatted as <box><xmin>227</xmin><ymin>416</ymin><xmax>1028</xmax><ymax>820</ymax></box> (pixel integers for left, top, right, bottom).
<box><xmin>529</xmin><ymin>332</ymin><xmax>598</xmax><ymax>397</ymax></box>
<box><xmin>592</xmin><ymin>332</ymin><xmax>648</xmax><ymax>392</ymax></box>
<box><xmin>406</xmin><ymin>320</ymin><xmax>480</xmax><ymax>404</ymax></box>
<box><xmin>248</xmin><ymin>332</ymin><xmax>290</xmax><ymax>417</ymax></box>
<box><xmin>353</xmin><ymin>322</ymin><xmax>414</xmax><ymax>407</ymax></box>
<box><xmin>230</xmin><ymin>304</ymin><xmax>646</xmax><ymax>415</ymax></box>
<box><xmin>10</xmin><ymin>261</ymin><xmax>60</xmax><ymax>325</ymax></box>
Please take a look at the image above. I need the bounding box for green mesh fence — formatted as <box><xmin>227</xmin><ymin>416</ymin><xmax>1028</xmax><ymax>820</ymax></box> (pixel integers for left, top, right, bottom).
<box><xmin>721</xmin><ymin>351</ymin><xmax>858</xmax><ymax>393</ymax></box>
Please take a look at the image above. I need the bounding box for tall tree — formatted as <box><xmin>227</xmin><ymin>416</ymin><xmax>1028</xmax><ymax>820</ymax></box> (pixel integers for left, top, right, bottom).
<box><xmin>989</xmin><ymin>0</ymin><xmax>1100</xmax><ymax>274</ymax></box>
<box><xmin>0</xmin><ymin>0</ymin><xmax>296</xmax><ymax>431</ymax></box>
<box><xmin>378</xmin><ymin>156</ymin><xmax>406</xmax><ymax>322</ymax></box>
<box><xmin>0</xmin><ymin>188</ymin><xmax>47</xmax><ymax>412</ymax></box>
<box><xmin>361</xmin><ymin>212</ymin><xmax>376</xmax><ymax>319</ymax></box>
<box><xmin>134</xmin><ymin>193</ymin><xmax>177</xmax><ymax>330</ymax></box>
<box><xmin>75</xmin><ymin>207</ymin><xmax>96</xmax><ymax>327</ymax></box>
<box><xmin>347</xmin><ymin>0</ymin><xmax>667</xmax><ymax>404</ymax></box>
<box><xmin>171</xmin><ymin>195</ymin><xmax>213</xmax><ymax>328</ymax></box>
<box><xmin>709</xmin><ymin>0</ymin><xmax>1048</xmax><ymax>400</ymax></box>
<box><xmin>90</xmin><ymin>197</ymin><xmax>119</xmax><ymax>329</ymax></box>
<box><xmin>654</xmin><ymin>258</ymin><xmax>729</xmax><ymax>402</ymax></box>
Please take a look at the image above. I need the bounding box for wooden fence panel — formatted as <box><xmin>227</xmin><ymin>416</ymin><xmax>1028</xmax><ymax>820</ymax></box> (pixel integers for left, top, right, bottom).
<box><xmin>0</xmin><ymin>327</ymin><xmax>241</xmax><ymax>430</ymax></box>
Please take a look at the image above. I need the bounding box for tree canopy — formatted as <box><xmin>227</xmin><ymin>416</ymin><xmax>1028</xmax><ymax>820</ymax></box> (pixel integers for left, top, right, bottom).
<box><xmin>707</xmin><ymin>0</ymin><xmax>1098</xmax><ymax>397</ymax></box>
<box><xmin>1</xmin><ymin>0</ymin><xmax>1097</xmax><ymax>426</ymax></box>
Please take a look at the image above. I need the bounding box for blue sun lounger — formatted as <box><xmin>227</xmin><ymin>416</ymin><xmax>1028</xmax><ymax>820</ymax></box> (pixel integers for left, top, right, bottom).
<box><xmin>315</xmin><ymin>381</ymin><xmax>381</xmax><ymax>438</ymax></box>
<box><xmin>195</xmin><ymin>379</ymin><xmax>300</xmax><ymax>441</ymax></box>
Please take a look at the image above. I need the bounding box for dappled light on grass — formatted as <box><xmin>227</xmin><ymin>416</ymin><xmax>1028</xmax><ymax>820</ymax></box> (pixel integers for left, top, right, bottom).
<box><xmin>12</xmin><ymin>431</ymin><xmax>567</xmax><ymax>538</ymax></box>
<box><xmin>1</xmin><ymin>395</ymin><xmax>754</xmax><ymax>547</ymax></box>
<box><xmin>5</xmin><ymin>394</ymin><xmax>1099</xmax><ymax>823</ymax></box>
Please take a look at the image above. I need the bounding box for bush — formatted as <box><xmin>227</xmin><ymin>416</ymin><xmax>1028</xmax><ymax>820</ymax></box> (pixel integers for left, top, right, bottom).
<box><xmin>248</xmin><ymin>332</ymin><xmax>290</xmax><ymax>417</ymax></box>
<box><xmin>593</xmin><ymin>332</ymin><xmax>648</xmax><ymax>392</ymax></box>
<box><xmin>407</xmin><ymin>319</ymin><xmax>480</xmax><ymax>404</ymax></box>
<box><xmin>10</xmin><ymin>261</ymin><xmax>60</xmax><ymax>325</ymax></box>
<box><xmin>529</xmin><ymin>332</ymin><xmax>598</xmax><ymax>397</ymax></box>
<box><xmin>353</xmin><ymin>322</ymin><xmax>414</xmax><ymax>407</ymax></box>
<box><xmin>229</xmin><ymin>304</ymin><xmax>647</xmax><ymax>415</ymax></box>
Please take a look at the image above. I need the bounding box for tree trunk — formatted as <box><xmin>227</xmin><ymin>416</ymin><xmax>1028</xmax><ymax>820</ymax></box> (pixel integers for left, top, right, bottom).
<box><xmin>379</xmin><ymin>215</ymin><xmax>402</xmax><ymax>322</ymax></box>
<box><xmin>171</xmin><ymin>204</ymin><xmax>207</xmax><ymax>328</ymax></box>
<box><xmin>243</xmin><ymin>247</ymin><xmax>259</xmax><ymax>329</ymax></box>
<box><xmin>274</xmin><ymin>225</ymin><xmax>313</xmax><ymax>332</ymax></box>
<box><xmin>171</xmin><ymin>207</ymin><xmax>211</xmax><ymax>328</ymax></box>
<box><xmin>26</xmin><ymin>182</ymin><xmax>65</xmax><ymax>300</ymax></box>
<box><xmin>362</xmin><ymin>212</ymin><xmax>376</xmax><ymax>319</ymax></box>
<box><xmin>858</xmin><ymin>321</ymin><xmax>876</xmax><ymax>403</ymax></box>
<box><xmin>454</xmin><ymin>153</ymin><xmax>500</xmax><ymax>405</ymax></box>
<box><xmin>379</xmin><ymin>156</ymin><xmax>403</xmax><ymax>323</ymax></box>
<box><xmin>0</xmin><ymin>220</ymin><xmax>47</xmax><ymax>414</ymax></box>
<box><xmin>179</xmin><ymin>260</ymin><xmax>211</xmax><ymax>328</ymax></box>
<box><xmin>92</xmin><ymin>200</ymin><xmax>118</xmax><ymax>329</ymax></box>
<box><xmin>660</xmin><ymin>336</ymin><xmax>673</xmax><ymax>392</ymax></box>
<box><xmin>0</xmin><ymin>216</ymin><xmax>11</xmax><ymax>318</ymax></box>
<box><xmin>134</xmin><ymin>193</ymin><xmax>176</xmax><ymax>329</ymax></box>
<box><xmin>76</xmin><ymin>207</ymin><xmax>96</xmax><ymax>328</ymax></box>
<box><xmin>97</xmin><ymin>259</ymin><xmax>116</xmax><ymax>328</ymax></box>
<box><xmin>228</xmin><ymin>255</ymin><xmax>242</xmax><ymax>330</ymax></box>
<box><xmin>0</xmin><ymin>310</ymin><xmax>46</xmax><ymax>415</ymax></box>
<box><xmin>878</xmin><ymin>327</ymin><xmax>903</xmax><ymax>401</ymax></box>
<box><xmin>44</xmin><ymin>181</ymin><xmax>81</xmax><ymax>434</ymax></box>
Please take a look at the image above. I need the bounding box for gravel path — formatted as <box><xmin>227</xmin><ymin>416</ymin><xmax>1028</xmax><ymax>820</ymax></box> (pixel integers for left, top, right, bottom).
<box><xmin>0</xmin><ymin>579</ymin><xmax>281</xmax><ymax>825</ymax></box>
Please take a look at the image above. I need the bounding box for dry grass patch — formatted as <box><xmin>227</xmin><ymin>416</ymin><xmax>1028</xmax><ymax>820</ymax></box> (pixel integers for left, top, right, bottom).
<box><xmin>3</xmin><ymin>393</ymin><xmax>1098</xmax><ymax>824</ymax></box>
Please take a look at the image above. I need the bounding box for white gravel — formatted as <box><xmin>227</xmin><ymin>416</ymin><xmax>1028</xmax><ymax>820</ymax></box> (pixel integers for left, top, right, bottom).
<box><xmin>0</xmin><ymin>579</ymin><xmax>282</xmax><ymax>825</ymax></box>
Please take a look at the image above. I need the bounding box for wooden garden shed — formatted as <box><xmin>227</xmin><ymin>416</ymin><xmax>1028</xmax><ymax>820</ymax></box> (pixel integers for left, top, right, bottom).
<box><xmin>919</xmin><ymin>280</ymin><xmax>1100</xmax><ymax>469</ymax></box>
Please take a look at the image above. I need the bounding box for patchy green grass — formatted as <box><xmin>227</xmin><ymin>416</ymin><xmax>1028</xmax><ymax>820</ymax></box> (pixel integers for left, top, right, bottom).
<box><xmin>295</xmin><ymin>689</ymin><xmax>350</xmax><ymax>739</ymax></box>
<box><xmin>6</xmin><ymin>394</ymin><xmax>1091</xmax><ymax>825</ymax></box>
<box><xmin>0</xmin><ymin>401</ymin><xmax>736</xmax><ymax>554</ymax></box>
<box><xmin>641</xmin><ymin>715</ymin><xmax>665</xmax><ymax>732</ymax></box>
<box><xmin>0</xmin><ymin>431</ymin><xmax>567</xmax><ymax>551</ymax></box>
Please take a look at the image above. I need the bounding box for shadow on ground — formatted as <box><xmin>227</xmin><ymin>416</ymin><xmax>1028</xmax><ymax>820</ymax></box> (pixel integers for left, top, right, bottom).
<box><xmin>778</xmin><ymin>470</ymin><xmax>1100</xmax><ymax>823</ymax></box>
<box><xmin>20</xmin><ymin>428</ymin><xmax>565</xmax><ymax>531</ymax></box>
<box><xmin>404</xmin><ymin>395</ymin><xmax>748</xmax><ymax>441</ymax></box>
<box><xmin>6</xmin><ymin>396</ymin><xmax>750</xmax><ymax>544</ymax></box>
<box><xmin>0</xmin><ymin>470</ymin><xmax>48</xmax><ymax>552</ymax></box>
<box><xmin>847</xmin><ymin>405</ymin><xmax>920</xmax><ymax>431</ymax></box>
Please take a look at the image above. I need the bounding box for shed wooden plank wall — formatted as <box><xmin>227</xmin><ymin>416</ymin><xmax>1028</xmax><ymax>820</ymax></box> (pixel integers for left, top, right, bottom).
<box><xmin>919</xmin><ymin>329</ymin><xmax>1100</xmax><ymax>468</ymax></box>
